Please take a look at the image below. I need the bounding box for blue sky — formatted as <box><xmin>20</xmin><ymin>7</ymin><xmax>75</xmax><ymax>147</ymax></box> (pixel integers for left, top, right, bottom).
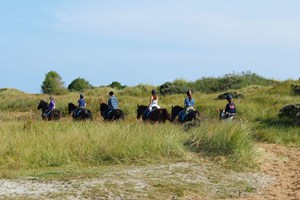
<box><xmin>1</xmin><ymin>1</ymin><xmax>300</xmax><ymax>93</ymax></box>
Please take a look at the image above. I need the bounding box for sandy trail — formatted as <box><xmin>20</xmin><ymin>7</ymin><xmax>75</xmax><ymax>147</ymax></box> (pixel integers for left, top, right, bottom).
<box><xmin>242</xmin><ymin>143</ymin><xmax>300</xmax><ymax>200</ymax></box>
<box><xmin>0</xmin><ymin>143</ymin><xmax>299</xmax><ymax>199</ymax></box>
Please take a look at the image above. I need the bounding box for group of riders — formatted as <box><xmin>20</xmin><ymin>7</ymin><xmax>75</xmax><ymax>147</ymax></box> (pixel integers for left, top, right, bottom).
<box><xmin>43</xmin><ymin>89</ymin><xmax>236</xmax><ymax>121</ymax></box>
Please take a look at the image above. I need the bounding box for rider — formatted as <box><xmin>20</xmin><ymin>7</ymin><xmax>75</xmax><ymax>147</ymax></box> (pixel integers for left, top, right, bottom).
<box><xmin>44</xmin><ymin>96</ymin><xmax>55</xmax><ymax>117</ymax></box>
<box><xmin>108</xmin><ymin>91</ymin><xmax>118</xmax><ymax>109</ymax></box>
<box><xmin>144</xmin><ymin>89</ymin><xmax>160</xmax><ymax>118</ymax></box>
<box><xmin>178</xmin><ymin>90</ymin><xmax>195</xmax><ymax>121</ymax></box>
<box><xmin>220</xmin><ymin>94</ymin><xmax>236</xmax><ymax>119</ymax></box>
<box><xmin>148</xmin><ymin>89</ymin><xmax>160</xmax><ymax>111</ymax></box>
<box><xmin>74</xmin><ymin>93</ymin><xmax>86</xmax><ymax>116</ymax></box>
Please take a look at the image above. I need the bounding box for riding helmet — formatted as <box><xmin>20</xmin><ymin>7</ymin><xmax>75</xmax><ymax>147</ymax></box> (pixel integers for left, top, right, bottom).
<box><xmin>80</xmin><ymin>93</ymin><xmax>84</xmax><ymax>98</ymax></box>
<box><xmin>226</xmin><ymin>94</ymin><xmax>233</xmax><ymax>100</ymax></box>
<box><xmin>151</xmin><ymin>90</ymin><xmax>157</xmax><ymax>95</ymax></box>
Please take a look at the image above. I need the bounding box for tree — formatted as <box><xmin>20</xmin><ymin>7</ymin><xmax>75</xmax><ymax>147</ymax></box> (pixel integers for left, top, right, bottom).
<box><xmin>41</xmin><ymin>71</ymin><xmax>66</xmax><ymax>94</ymax></box>
<box><xmin>68</xmin><ymin>77</ymin><xmax>92</xmax><ymax>91</ymax></box>
<box><xmin>109</xmin><ymin>81</ymin><xmax>126</xmax><ymax>89</ymax></box>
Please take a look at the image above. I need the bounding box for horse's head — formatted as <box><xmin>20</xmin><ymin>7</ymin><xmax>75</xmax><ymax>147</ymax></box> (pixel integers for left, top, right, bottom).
<box><xmin>100</xmin><ymin>103</ymin><xmax>109</xmax><ymax>113</ymax></box>
<box><xmin>171</xmin><ymin>105</ymin><xmax>183</xmax><ymax>120</ymax></box>
<box><xmin>68</xmin><ymin>102</ymin><xmax>77</xmax><ymax>114</ymax></box>
<box><xmin>37</xmin><ymin>100</ymin><xmax>48</xmax><ymax>111</ymax></box>
<box><xmin>136</xmin><ymin>104</ymin><xmax>148</xmax><ymax>119</ymax></box>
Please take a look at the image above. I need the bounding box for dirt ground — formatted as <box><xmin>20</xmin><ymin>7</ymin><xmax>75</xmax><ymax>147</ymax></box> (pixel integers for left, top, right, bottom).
<box><xmin>240</xmin><ymin>143</ymin><xmax>300</xmax><ymax>200</ymax></box>
<box><xmin>0</xmin><ymin>143</ymin><xmax>299</xmax><ymax>200</ymax></box>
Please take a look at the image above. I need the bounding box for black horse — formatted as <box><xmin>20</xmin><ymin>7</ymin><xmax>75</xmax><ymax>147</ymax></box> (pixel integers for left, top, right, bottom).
<box><xmin>136</xmin><ymin>104</ymin><xmax>172</xmax><ymax>123</ymax></box>
<box><xmin>37</xmin><ymin>100</ymin><xmax>61</xmax><ymax>120</ymax></box>
<box><xmin>171</xmin><ymin>105</ymin><xmax>200</xmax><ymax>123</ymax></box>
<box><xmin>68</xmin><ymin>102</ymin><xmax>93</xmax><ymax>121</ymax></box>
<box><xmin>99</xmin><ymin>103</ymin><xmax>124</xmax><ymax>121</ymax></box>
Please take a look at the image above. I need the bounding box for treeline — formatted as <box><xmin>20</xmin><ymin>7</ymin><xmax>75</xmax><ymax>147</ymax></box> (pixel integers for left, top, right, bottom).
<box><xmin>41</xmin><ymin>71</ymin><xmax>126</xmax><ymax>95</ymax></box>
<box><xmin>159</xmin><ymin>71</ymin><xmax>276</xmax><ymax>95</ymax></box>
<box><xmin>41</xmin><ymin>70</ymin><xmax>276</xmax><ymax>95</ymax></box>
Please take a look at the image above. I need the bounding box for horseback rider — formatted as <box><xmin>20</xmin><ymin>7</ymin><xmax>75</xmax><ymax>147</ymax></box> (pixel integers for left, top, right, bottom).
<box><xmin>178</xmin><ymin>90</ymin><xmax>195</xmax><ymax>121</ymax></box>
<box><xmin>220</xmin><ymin>94</ymin><xmax>236</xmax><ymax>120</ymax></box>
<box><xmin>143</xmin><ymin>89</ymin><xmax>160</xmax><ymax>118</ymax></box>
<box><xmin>74</xmin><ymin>93</ymin><xmax>86</xmax><ymax>116</ymax></box>
<box><xmin>108</xmin><ymin>91</ymin><xmax>118</xmax><ymax>109</ymax></box>
<box><xmin>44</xmin><ymin>96</ymin><xmax>55</xmax><ymax>117</ymax></box>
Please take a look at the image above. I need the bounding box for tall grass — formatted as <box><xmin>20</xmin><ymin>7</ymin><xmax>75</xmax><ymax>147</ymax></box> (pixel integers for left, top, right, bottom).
<box><xmin>0</xmin><ymin>79</ymin><xmax>300</xmax><ymax>173</ymax></box>
<box><xmin>0</xmin><ymin>121</ymin><xmax>188</xmax><ymax>170</ymax></box>
<box><xmin>185</xmin><ymin>121</ymin><xmax>259</xmax><ymax>169</ymax></box>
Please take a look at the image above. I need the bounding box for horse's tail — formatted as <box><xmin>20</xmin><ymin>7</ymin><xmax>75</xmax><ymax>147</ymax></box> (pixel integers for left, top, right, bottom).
<box><xmin>162</xmin><ymin>109</ymin><xmax>172</xmax><ymax>122</ymax></box>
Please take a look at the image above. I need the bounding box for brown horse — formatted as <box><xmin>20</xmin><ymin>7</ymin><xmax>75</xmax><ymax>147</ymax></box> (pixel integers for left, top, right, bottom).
<box><xmin>136</xmin><ymin>105</ymin><xmax>172</xmax><ymax>123</ymax></box>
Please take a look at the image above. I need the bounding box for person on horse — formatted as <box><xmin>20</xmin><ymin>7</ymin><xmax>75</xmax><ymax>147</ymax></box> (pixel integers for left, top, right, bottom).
<box><xmin>43</xmin><ymin>96</ymin><xmax>55</xmax><ymax>117</ymax></box>
<box><xmin>178</xmin><ymin>90</ymin><xmax>195</xmax><ymax>121</ymax></box>
<box><xmin>144</xmin><ymin>89</ymin><xmax>160</xmax><ymax>118</ymax></box>
<box><xmin>220</xmin><ymin>94</ymin><xmax>236</xmax><ymax>120</ymax></box>
<box><xmin>108</xmin><ymin>91</ymin><xmax>118</xmax><ymax>109</ymax></box>
<box><xmin>74</xmin><ymin>93</ymin><xmax>86</xmax><ymax>116</ymax></box>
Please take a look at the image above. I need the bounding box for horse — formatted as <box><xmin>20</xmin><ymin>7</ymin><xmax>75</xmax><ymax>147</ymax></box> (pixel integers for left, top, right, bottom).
<box><xmin>37</xmin><ymin>100</ymin><xmax>61</xmax><ymax>120</ymax></box>
<box><xmin>68</xmin><ymin>102</ymin><xmax>93</xmax><ymax>121</ymax></box>
<box><xmin>99</xmin><ymin>103</ymin><xmax>124</xmax><ymax>121</ymax></box>
<box><xmin>171</xmin><ymin>105</ymin><xmax>200</xmax><ymax>123</ymax></box>
<box><xmin>219</xmin><ymin>109</ymin><xmax>235</xmax><ymax>121</ymax></box>
<box><xmin>136</xmin><ymin>104</ymin><xmax>172</xmax><ymax>123</ymax></box>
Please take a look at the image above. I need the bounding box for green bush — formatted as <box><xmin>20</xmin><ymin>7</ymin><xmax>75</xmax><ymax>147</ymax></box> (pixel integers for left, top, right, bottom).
<box><xmin>291</xmin><ymin>84</ymin><xmax>300</xmax><ymax>95</ymax></box>
<box><xmin>68</xmin><ymin>77</ymin><xmax>93</xmax><ymax>92</ymax></box>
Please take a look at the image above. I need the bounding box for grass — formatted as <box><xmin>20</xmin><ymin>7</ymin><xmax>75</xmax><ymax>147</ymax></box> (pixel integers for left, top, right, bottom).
<box><xmin>0</xmin><ymin>82</ymin><xmax>299</xmax><ymax>198</ymax></box>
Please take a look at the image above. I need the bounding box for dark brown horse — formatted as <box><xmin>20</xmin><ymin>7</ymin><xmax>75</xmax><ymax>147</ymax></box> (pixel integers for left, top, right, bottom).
<box><xmin>171</xmin><ymin>105</ymin><xmax>200</xmax><ymax>123</ymax></box>
<box><xmin>99</xmin><ymin>103</ymin><xmax>124</xmax><ymax>121</ymax></box>
<box><xmin>136</xmin><ymin>104</ymin><xmax>172</xmax><ymax>123</ymax></box>
<box><xmin>37</xmin><ymin>100</ymin><xmax>61</xmax><ymax>120</ymax></box>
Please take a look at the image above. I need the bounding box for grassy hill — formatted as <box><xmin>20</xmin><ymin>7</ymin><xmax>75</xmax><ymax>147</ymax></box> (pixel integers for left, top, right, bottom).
<box><xmin>0</xmin><ymin>78</ymin><xmax>300</xmax><ymax>199</ymax></box>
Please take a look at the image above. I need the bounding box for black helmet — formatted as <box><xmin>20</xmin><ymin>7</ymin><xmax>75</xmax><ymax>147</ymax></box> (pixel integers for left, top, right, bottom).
<box><xmin>80</xmin><ymin>93</ymin><xmax>84</xmax><ymax>98</ymax></box>
<box><xmin>226</xmin><ymin>94</ymin><xmax>233</xmax><ymax>100</ymax></box>
<box><xmin>186</xmin><ymin>90</ymin><xmax>192</xmax><ymax>95</ymax></box>
<box><xmin>151</xmin><ymin>90</ymin><xmax>157</xmax><ymax>95</ymax></box>
<box><xmin>109</xmin><ymin>91</ymin><xmax>114</xmax><ymax>96</ymax></box>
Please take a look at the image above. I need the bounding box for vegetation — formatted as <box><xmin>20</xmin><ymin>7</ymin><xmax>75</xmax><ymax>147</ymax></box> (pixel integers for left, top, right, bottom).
<box><xmin>159</xmin><ymin>71</ymin><xmax>275</xmax><ymax>95</ymax></box>
<box><xmin>108</xmin><ymin>81</ymin><xmax>126</xmax><ymax>90</ymax></box>
<box><xmin>0</xmin><ymin>74</ymin><xmax>300</xmax><ymax>198</ymax></box>
<box><xmin>68</xmin><ymin>77</ymin><xmax>93</xmax><ymax>92</ymax></box>
<box><xmin>41</xmin><ymin>71</ymin><xmax>66</xmax><ymax>95</ymax></box>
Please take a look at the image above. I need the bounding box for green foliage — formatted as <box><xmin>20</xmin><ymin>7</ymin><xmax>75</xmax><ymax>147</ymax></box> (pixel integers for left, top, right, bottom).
<box><xmin>109</xmin><ymin>81</ymin><xmax>126</xmax><ymax>89</ymax></box>
<box><xmin>159</xmin><ymin>80</ymin><xmax>191</xmax><ymax>95</ymax></box>
<box><xmin>41</xmin><ymin>71</ymin><xmax>66</xmax><ymax>95</ymax></box>
<box><xmin>217</xmin><ymin>91</ymin><xmax>244</xmax><ymax>99</ymax></box>
<box><xmin>159</xmin><ymin>71</ymin><xmax>274</xmax><ymax>95</ymax></box>
<box><xmin>68</xmin><ymin>77</ymin><xmax>93</xmax><ymax>92</ymax></box>
<box><xmin>291</xmin><ymin>84</ymin><xmax>300</xmax><ymax>95</ymax></box>
<box><xmin>278</xmin><ymin>103</ymin><xmax>300</xmax><ymax>125</ymax></box>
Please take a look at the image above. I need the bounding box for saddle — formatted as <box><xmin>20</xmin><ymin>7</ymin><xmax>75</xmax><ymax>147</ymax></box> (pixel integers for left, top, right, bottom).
<box><xmin>75</xmin><ymin>108</ymin><xmax>86</xmax><ymax>116</ymax></box>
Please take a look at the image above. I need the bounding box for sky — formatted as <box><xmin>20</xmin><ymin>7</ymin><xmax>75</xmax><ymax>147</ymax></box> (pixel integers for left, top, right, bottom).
<box><xmin>0</xmin><ymin>0</ymin><xmax>300</xmax><ymax>94</ymax></box>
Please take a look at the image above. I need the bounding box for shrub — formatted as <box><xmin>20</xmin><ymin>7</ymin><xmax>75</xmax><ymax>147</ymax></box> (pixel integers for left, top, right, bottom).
<box><xmin>278</xmin><ymin>103</ymin><xmax>300</xmax><ymax>125</ymax></box>
<box><xmin>217</xmin><ymin>91</ymin><xmax>244</xmax><ymax>99</ymax></box>
<box><xmin>109</xmin><ymin>81</ymin><xmax>126</xmax><ymax>90</ymax></box>
<box><xmin>68</xmin><ymin>77</ymin><xmax>93</xmax><ymax>92</ymax></box>
<box><xmin>291</xmin><ymin>84</ymin><xmax>300</xmax><ymax>95</ymax></box>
